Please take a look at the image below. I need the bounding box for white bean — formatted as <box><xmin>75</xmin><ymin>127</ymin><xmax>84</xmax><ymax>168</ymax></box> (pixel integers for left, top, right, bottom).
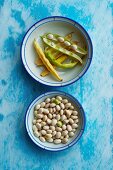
<box><xmin>38</xmin><ymin>108</ymin><xmax>44</xmax><ymax>114</ymax></box>
<box><xmin>61</xmin><ymin>115</ymin><xmax>66</xmax><ymax>121</ymax></box>
<box><xmin>62</xmin><ymin>124</ymin><xmax>66</xmax><ymax>130</ymax></box>
<box><xmin>63</xmin><ymin>119</ymin><xmax>69</xmax><ymax>124</ymax></box>
<box><xmin>56</xmin><ymin>114</ymin><xmax>60</xmax><ymax>120</ymax></box>
<box><xmin>41</xmin><ymin>130</ymin><xmax>46</xmax><ymax>135</ymax></box>
<box><xmin>57</xmin><ymin>37</ymin><xmax>64</xmax><ymax>42</ymax></box>
<box><xmin>36</xmin><ymin>123</ymin><xmax>41</xmax><ymax>130</ymax></box>
<box><xmin>60</xmin><ymin>103</ymin><xmax>65</xmax><ymax>109</ymax></box>
<box><xmin>64</xmin><ymin>41</ymin><xmax>71</xmax><ymax>46</ymax></box>
<box><xmin>56</xmin><ymin>132</ymin><xmax>61</xmax><ymax>139</ymax></box>
<box><xmin>72</xmin><ymin>111</ymin><xmax>78</xmax><ymax>116</ymax></box>
<box><xmin>48</xmin><ymin>113</ymin><xmax>52</xmax><ymax>119</ymax></box>
<box><xmin>45</xmin><ymin>134</ymin><xmax>52</xmax><ymax>139</ymax></box>
<box><xmin>51</xmin><ymin>119</ymin><xmax>57</xmax><ymax>126</ymax></box>
<box><xmin>62</xmin><ymin>130</ymin><xmax>68</xmax><ymax>136</ymax></box>
<box><xmin>62</xmin><ymin>138</ymin><xmax>68</xmax><ymax>144</ymax></box>
<box><xmin>69</xmin><ymin>118</ymin><xmax>74</xmax><ymax>124</ymax></box>
<box><xmin>43</xmin><ymin>115</ymin><xmax>47</xmax><ymax>121</ymax></box>
<box><xmin>69</xmin><ymin>131</ymin><xmax>75</xmax><ymax>137</ymax></box>
<box><xmin>45</xmin><ymin>103</ymin><xmax>50</xmax><ymax>108</ymax></box>
<box><xmin>72</xmin><ymin>123</ymin><xmax>78</xmax><ymax>128</ymax></box>
<box><xmin>43</xmin><ymin>109</ymin><xmax>49</xmax><ymax>114</ymax></box>
<box><xmin>32</xmin><ymin>125</ymin><xmax>37</xmax><ymax>131</ymax></box>
<box><xmin>45</xmin><ymin>98</ymin><xmax>51</xmax><ymax>103</ymax></box>
<box><xmin>37</xmin><ymin>119</ymin><xmax>42</xmax><ymax>123</ymax></box>
<box><xmin>43</xmin><ymin>125</ymin><xmax>49</xmax><ymax>130</ymax></box>
<box><xmin>37</xmin><ymin>114</ymin><xmax>43</xmax><ymax>119</ymax></box>
<box><xmin>67</xmin><ymin>125</ymin><xmax>72</xmax><ymax>132</ymax></box>
<box><xmin>70</xmin><ymin>106</ymin><xmax>74</xmax><ymax>110</ymax></box>
<box><xmin>40</xmin><ymin>102</ymin><xmax>46</xmax><ymax>108</ymax></box>
<box><xmin>49</xmin><ymin>108</ymin><xmax>53</xmax><ymax>113</ymax></box>
<box><xmin>47</xmin><ymin>130</ymin><xmax>52</xmax><ymax>134</ymax></box>
<box><xmin>34</xmin><ymin>110</ymin><xmax>38</xmax><ymax>117</ymax></box>
<box><xmin>47</xmin><ymin>138</ymin><xmax>53</xmax><ymax>143</ymax></box>
<box><xmin>71</xmin><ymin>115</ymin><xmax>78</xmax><ymax>120</ymax></box>
<box><xmin>47</xmin><ymin>34</ymin><xmax>54</xmax><ymax>40</ymax></box>
<box><xmin>35</xmin><ymin>104</ymin><xmax>40</xmax><ymax>110</ymax></box>
<box><xmin>34</xmin><ymin>131</ymin><xmax>40</xmax><ymax>137</ymax></box>
<box><xmin>47</xmin><ymin>118</ymin><xmax>51</xmax><ymax>125</ymax></box>
<box><xmin>52</xmin><ymin>131</ymin><xmax>56</xmax><ymax>136</ymax></box>
<box><xmin>54</xmin><ymin>139</ymin><xmax>61</xmax><ymax>144</ymax></box>
<box><xmin>75</xmin><ymin>116</ymin><xmax>78</xmax><ymax>119</ymax></box>
<box><xmin>62</xmin><ymin>99</ymin><xmax>68</xmax><ymax>104</ymax></box>
<box><xmin>65</xmin><ymin>103</ymin><xmax>71</xmax><ymax>109</ymax></box>
<box><xmin>53</xmin><ymin>107</ymin><xmax>56</xmax><ymax>113</ymax></box>
<box><xmin>39</xmin><ymin>136</ymin><xmax>45</xmax><ymax>142</ymax></box>
<box><xmin>56</xmin><ymin>127</ymin><xmax>62</xmax><ymax>132</ymax></box>
<box><xmin>56</xmin><ymin>96</ymin><xmax>62</xmax><ymax>101</ymax></box>
<box><xmin>50</xmin><ymin>126</ymin><xmax>55</xmax><ymax>131</ymax></box>
<box><xmin>50</xmin><ymin>103</ymin><xmax>56</xmax><ymax>107</ymax></box>
<box><xmin>60</xmin><ymin>109</ymin><xmax>64</xmax><ymax>115</ymax></box>
<box><xmin>71</xmin><ymin>44</ymin><xmax>77</xmax><ymax>51</ymax></box>
<box><xmin>53</xmin><ymin>114</ymin><xmax>56</xmax><ymax>118</ymax></box>
<box><xmin>56</xmin><ymin>105</ymin><xmax>61</xmax><ymax>111</ymax></box>
<box><xmin>41</xmin><ymin>122</ymin><xmax>46</xmax><ymax>127</ymax></box>
<box><xmin>75</xmin><ymin>119</ymin><xmax>79</xmax><ymax>123</ymax></box>
<box><xmin>65</xmin><ymin>110</ymin><xmax>72</xmax><ymax>118</ymax></box>
<box><xmin>32</xmin><ymin>119</ymin><xmax>36</xmax><ymax>124</ymax></box>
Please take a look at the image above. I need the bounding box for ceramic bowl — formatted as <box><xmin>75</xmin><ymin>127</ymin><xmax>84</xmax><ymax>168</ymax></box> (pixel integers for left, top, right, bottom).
<box><xmin>25</xmin><ymin>91</ymin><xmax>86</xmax><ymax>151</ymax></box>
<box><xmin>21</xmin><ymin>16</ymin><xmax>93</xmax><ymax>87</ymax></box>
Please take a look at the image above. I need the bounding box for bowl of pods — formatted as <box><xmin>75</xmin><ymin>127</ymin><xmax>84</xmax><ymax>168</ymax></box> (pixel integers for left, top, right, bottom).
<box><xmin>21</xmin><ymin>16</ymin><xmax>93</xmax><ymax>87</ymax></box>
<box><xmin>25</xmin><ymin>91</ymin><xmax>86</xmax><ymax>151</ymax></box>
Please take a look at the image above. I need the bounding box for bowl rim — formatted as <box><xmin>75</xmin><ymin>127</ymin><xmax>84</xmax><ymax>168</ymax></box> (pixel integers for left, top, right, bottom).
<box><xmin>25</xmin><ymin>91</ymin><xmax>86</xmax><ymax>151</ymax></box>
<box><xmin>20</xmin><ymin>16</ymin><xmax>93</xmax><ymax>87</ymax></box>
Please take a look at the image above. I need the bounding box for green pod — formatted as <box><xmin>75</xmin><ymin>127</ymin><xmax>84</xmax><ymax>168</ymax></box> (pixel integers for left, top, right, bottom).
<box><xmin>42</xmin><ymin>37</ymin><xmax>82</xmax><ymax>64</ymax></box>
<box><xmin>44</xmin><ymin>33</ymin><xmax>87</xmax><ymax>55</ymax></box>
<box><xmin>45</xmin><ymin>51</ymin><xmax>77</xmax><ymax>69</ymax></box>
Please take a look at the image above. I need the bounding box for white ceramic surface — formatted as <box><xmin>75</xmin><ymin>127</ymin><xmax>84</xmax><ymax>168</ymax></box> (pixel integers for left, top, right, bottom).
<box><xmin>25</xmin><ymin>91</ymin><xmax>85</xmax><ymax>151</ymax></box>
<box><xmin>21</xmin><ymin>16</ymin><xmax>93</xmax><ymax>86</ymax></box>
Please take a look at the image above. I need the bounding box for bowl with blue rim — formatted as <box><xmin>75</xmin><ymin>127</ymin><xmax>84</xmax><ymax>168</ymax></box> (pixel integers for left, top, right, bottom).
<box><xmin>25</xmin><ymin>91</ymin><xmax>86</xmax><ymax>151</ymax></box>
<box><xmin>21</xmin><ymin>16</ymin><xmax>93</xmax><ymax>87</ymax></box>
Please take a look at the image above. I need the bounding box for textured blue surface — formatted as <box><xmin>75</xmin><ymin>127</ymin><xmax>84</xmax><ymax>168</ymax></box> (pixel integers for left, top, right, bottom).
<box><xmin>0</xmin><ymin>0</ymin><xmax>113</xmax><ymax>170</ymax></box>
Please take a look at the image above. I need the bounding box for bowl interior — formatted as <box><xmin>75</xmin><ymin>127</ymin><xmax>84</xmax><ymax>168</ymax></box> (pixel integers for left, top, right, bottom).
<box><xmin>26</xmin><ymin>92</ymin><xmax>85</xmax><ymax>151</ymax></box>
<box><xmin>22</xmin><ymin>17</ymin><xmax>92</xmax><ymax>86</ymax></box>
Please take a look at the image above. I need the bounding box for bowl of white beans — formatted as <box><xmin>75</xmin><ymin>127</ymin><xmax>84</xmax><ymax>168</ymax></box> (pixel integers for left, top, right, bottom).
<box><xmin>25</xmin><ymin>91</ymin><xmax>85</xmax><ymax>151</ymax></box>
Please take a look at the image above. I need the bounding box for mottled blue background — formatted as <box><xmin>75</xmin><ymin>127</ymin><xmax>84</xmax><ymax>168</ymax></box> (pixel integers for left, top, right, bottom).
<box><xmin>0</xmin><ymin>0</ymin><xmax>113</xmax><ymax>170</ymax></box>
